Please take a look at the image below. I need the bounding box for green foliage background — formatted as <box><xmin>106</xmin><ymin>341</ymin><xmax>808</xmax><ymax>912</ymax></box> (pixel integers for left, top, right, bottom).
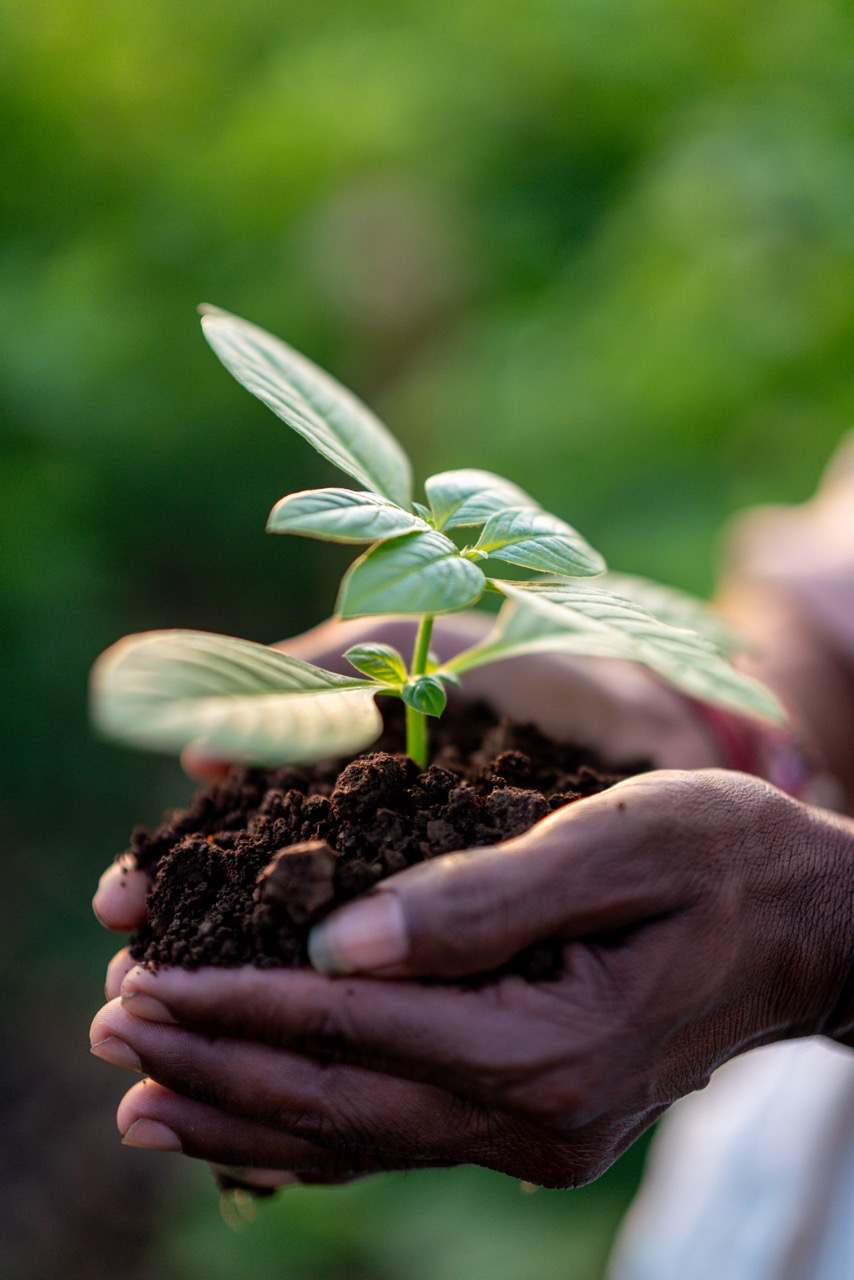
<box><xmin>4</xmin><ymin>1</ymin><xmax>854</xmax><ymax>1275</ymax></box>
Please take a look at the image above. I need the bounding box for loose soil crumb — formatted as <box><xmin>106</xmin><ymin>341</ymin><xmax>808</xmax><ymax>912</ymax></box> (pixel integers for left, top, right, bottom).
<box><xmin>125</xmin><ymin>700</ymin><xmax>645</xmax><ymax>978</ymax></box>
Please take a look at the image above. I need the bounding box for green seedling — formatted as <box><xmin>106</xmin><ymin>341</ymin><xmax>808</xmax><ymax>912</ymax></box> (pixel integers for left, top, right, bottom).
<box><xmin>90</xmin><ymin>308</ymin><xmax>784</xmax><ymax>771</ymax></box>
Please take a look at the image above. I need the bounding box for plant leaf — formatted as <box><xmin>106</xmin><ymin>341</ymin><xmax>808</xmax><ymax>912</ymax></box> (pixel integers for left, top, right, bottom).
<box><xmin>598</xmin><ymin>572</ymin><xmax>745</xmax><ymax>656</ymax></box>
<box><xmin>451</xmin><ymin>581</ymin><xmax>784</xmax><ymax>723</ymax></box>
<box><xmin>200</xmin><ymin>307</ymin><xmax>412</xmax><ymax>508</ymax></box>
<box><xmin>402</xmin><ymin>675</ymin><xmax>447</xmax><ymax>718</ymax></box>
<box><xmin>337</xmin><ymin>530</ymin><xmax>486</xmax><ymax>618</ymax></box>
<box><xmin>425</xmin><ymin>469</ymin><xmax>541</xmax><ymax>530</ymax></box>
<box><xmin>473</xmin><ymin>508</ymin><xmax>606</xmax><ymax>577</ymax></box>
<box><xmin>267</xmin><ymin>488</ymin><xmax>428</xmax><ymax>544</ymax></box>
<box><xmin>344</xmin><ymin>642</ymin><xmax>407</xmax><ymax>684</ymax></box>
<box><xmin>90</xmin><ymin>629</ymin><xmax>383</xmax><ymax>765</ymax></box>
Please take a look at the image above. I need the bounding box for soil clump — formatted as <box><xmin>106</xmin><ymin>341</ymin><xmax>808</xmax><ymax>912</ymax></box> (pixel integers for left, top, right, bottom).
<box><xmin>124</xmin><ymin>700</ymin><xmax>645</xmax><ymax>980</ymax></box>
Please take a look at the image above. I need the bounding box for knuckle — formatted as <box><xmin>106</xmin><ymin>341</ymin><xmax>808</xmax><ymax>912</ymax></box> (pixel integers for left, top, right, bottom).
<box><xmin>282</xmin><ymin>1105</ymin><xmax>338</xmax><ymax>1147</ymax></box>
<box><xmin>407</xmin><ymin>858</ymin><xmax>508</xmax><ymax>969</ymax></box>
<box><xmin>296</xmin><ymin>998</ymin><xmax>357</xmax><ymax>1063</ymax></box>
<box><xmin>279</xmin><ymin>1091</ymin><xmax>375</xmax><ymax>1156</ymax></box>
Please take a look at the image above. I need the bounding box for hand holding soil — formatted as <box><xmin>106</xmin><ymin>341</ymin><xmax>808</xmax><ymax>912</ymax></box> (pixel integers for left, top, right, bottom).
<box><xmin>88</xmin><ymin>312</ymin><xmax>797</xmax><ymax>1191</ymax></box>
<box><xmin>91</xmin><ymin>768</ymin><xmax>854</xmax><ymax>1189</ymax></box>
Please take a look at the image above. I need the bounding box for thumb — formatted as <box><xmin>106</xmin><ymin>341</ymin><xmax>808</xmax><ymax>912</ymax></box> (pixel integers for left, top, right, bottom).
<box><xmin>307</xmin><ymin>781</ymin><xmax>666</xmax><ymax>979</ymax></box>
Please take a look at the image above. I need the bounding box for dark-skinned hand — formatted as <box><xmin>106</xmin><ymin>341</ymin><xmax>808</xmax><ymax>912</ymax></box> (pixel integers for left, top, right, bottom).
<box><xmin>91</xmin><ymin>768</ymin><xmax>854</xmax><ymax>1189</ymax></box>
<box><xmin>91</xmin><ymin>612</ymin><xmax>728</xmax><ymax>1188</ymax></box>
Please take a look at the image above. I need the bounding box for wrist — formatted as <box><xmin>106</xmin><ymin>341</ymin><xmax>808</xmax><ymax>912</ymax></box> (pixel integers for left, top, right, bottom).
<box><xmin>811</xmin><ymin>810</ymin><xmax>854</xmax><ymax>1047</ymax></box>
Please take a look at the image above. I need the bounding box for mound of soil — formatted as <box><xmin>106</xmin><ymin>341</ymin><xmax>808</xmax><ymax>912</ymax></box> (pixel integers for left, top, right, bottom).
<box><xmin>124</xmin><ymin>700</ymin><xmax>645</xmax><ymax>978</ymax></box>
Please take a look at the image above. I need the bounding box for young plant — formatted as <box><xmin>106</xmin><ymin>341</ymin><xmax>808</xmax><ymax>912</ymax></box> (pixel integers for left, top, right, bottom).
<box><xmin>90</xmin><ymin>308</ymin><xmax>784</xmax><ymax>772</ymax></box>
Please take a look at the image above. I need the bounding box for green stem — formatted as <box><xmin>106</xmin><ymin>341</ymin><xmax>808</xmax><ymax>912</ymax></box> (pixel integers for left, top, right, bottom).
<box><xmin>405</xmin><ymin>615</ymin><xmax>434</xmax><ymax>769</ymax></box>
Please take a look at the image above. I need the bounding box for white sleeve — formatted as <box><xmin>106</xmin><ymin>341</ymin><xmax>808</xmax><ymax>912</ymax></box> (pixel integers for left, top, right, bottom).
<box><xmin>609</xmin><ymin>1038</ymin><xmax>854</xmax><ymax>1280</ymax></box>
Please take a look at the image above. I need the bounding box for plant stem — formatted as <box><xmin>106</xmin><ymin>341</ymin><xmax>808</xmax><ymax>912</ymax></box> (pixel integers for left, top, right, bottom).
<box><xmin>405</xmin><ymin>615</ymin><xmax>434</xmax><ymax>769</ymax></box>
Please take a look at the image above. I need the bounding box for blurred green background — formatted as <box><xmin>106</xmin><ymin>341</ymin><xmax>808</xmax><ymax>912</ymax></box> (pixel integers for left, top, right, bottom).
<box><xmin>4</xmin><ymin>0</ymin><xmax>854</xmax><ymax>1276</ymax></box>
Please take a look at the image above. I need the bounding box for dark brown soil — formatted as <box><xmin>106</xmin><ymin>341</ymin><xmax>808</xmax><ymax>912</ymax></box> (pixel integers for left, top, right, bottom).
<box><xmin>125</xmin><ymin>699</ymin><xmax>645</xmax><ymax>979</ymax></box>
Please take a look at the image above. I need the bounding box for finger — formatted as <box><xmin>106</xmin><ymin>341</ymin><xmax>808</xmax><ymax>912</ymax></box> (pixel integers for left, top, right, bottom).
<box><xmin>307</xmin><ymin>773</ymin><xmax>693</xmax><ymax>978</ymax></box>
<box><xmin>180</xmin><ymin>746</ymin><xmax>233</xmax><ymax>784</ymax></box>
<box><xmin>100</xmin><ymin>1007</ymin><xmax>624</xmax><ymax>1186</ymax></box>
<box><xmin>93</xmin><ymin>998</ymin><xmax>500</xmax><ymax>1162</ymax></box>
<box><xmin>116</xmin><ymin>1075</ymin><xmax>665</xmax><ymax>1190</ymax></box>
<box><xmin>461</xmin><ymin>652</ymin><xmax>723</xmax><ymax>770</ymax></box>
<box><xmin>116</xmin><ymin>960</ymin><xmax>637</xmax><ymax>1125</ymax></box>
<box><xmin>93</xmin><ymin>857</ymin><xmax>149</xmax><ymax>931</ymax></box>
<box><xmin>116</xmin><ymin>1080</ymin><xmax>451</xmax><ymax>1179</ymax></box>
<box><xmin>105</xmin><ymin>947</ymin><xmax>138</xmax><ymax>999</ymax></box>
<box><xmin>210</xmin><ymin>1165</ymin><xmax>302</xmax><ymax>1191</ymax></box>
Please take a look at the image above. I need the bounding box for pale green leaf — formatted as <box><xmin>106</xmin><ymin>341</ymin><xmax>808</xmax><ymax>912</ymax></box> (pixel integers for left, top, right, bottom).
<box><xmin>451</xmin><ymin>582</ymin><xmax>784</xmax><ymax>723</ymax></box>
<box><xmin>402</xmin><ymin>675</ymin><xmax>447</xmax><ymax>718</ymax></box>
<box><xmin>337</xmin><ymin>530</ymin><xmax>486</xmax><ymax>618</ymax></box>
<box><xmin>425</xmin><ymin>469</ymin><xmax>541</xmax><ymax>530</ymax></box>
<box><xmin>267</xmin><ymin>488</ymin><xmax>428</xmax><ymax>543</ymax></box>
<box><xmin>599</xmin><ymin>572</ymin><xmax>745</xmax><ymax>656</ymax></box>
<box><xmin>201</xmin><ymin>307</ymin><xmax>412</xmax><ymax>507</ymax></box>
<box><xmin>344</xmin><ymin>642</ymin><xmax>407</xmax><ymax>684</ymax></box>
<box><xmin>473</xmin><ymin>508</ymin><xmax>606</xmax><ymax>577</ymax></box>
<box><xmin>91</xmin><ymin>629</ymin><xmax>383</xmax><ymax>765</ymax></box>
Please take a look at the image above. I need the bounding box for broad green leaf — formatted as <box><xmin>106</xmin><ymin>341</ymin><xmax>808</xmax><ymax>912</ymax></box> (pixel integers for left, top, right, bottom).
<box><xmin>337</xmin><ymin>530</ymin><xmax>486</xmax><ymax>618</ymax></box>
<box><xmin>599</xmin><ymin>572</ymin><xmax>745</xmax><ymax>656</ymax></box>
<box><xmin>402</xmin><ymin>675</ymin><xmax>447</xmax><ymax>718</ymax></box>
<box><xmin>91</xmin><ymin>629</ymin><xmax>383</xmax><ymax>765</ymax></box>
<box><xmin>267</xmin><ymin>488</ymin><xmax>428</xmax><ymax>543</ymax></box>
<box><xmin>451</xmin><ymin>582</ymin><xmax>784</xmax><ymax>723</ymax></box>
<box><xmin>425</xmin><ymin>469</ymin><xmax>541</xmax><ymax>530</ymax></box>
<box><xmin>473</xmin><ymin>508</ymin><xmax>606</xmax><ymax>577</ymax></box>
<box><xmin>345</xmin><ymin>642</ymin><xmax>407</xmax><ymax>684</ymax></box>
<box><xmin>201</xmin><ymin>307</ymin><xmax>412</xmax><ymax>508</ymax></box>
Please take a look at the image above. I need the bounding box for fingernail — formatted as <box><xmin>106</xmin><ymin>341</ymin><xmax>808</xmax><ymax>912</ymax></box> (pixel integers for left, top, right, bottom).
<box><xmin>122</xmin><ymin>1119</ymin><xmax>182</xmax><ymax>1151</ymax></box>
<box><xmin>121</xmin><ymin>991</ymin><xmax>177</xmax><ymax>1023</ymax></box>
<box><xmin>308</xmin><ymin>892</ymin><xmax>408</xmax><ymax>975</ymax></box>
<box><xmin>90</xmin><ymin>1037</ymin><xmax>143</xmax><ymax>1072</ymax></box>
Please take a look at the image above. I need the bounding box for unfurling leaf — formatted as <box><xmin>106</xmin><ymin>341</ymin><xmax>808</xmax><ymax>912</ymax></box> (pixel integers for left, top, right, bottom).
<box><xmin>402</xmin><ymin>674</ymin><xmax>447</xmax><ymax>718</ymax></box>
<box><xmin>200</xmin><ymin>307</ymin><xmax>412</xmax><ymax>508</ymax></box>
<box><xmin>344</xmin><ymin>642</ymin><xmax>408</xmax><ymax>684</ymax></box>
<box><xmin>337</xmin><ymin>529</ymin><xmax>486</xmax><ymax>618</ymax></box>
<box><xmin>267</xmin><ymin>489</ymin><xmax>428</xmax><ymax>543</ymax></box>
<box><xmin>473</xmin><ymin>508</ymin><xmax>606</xmax><ymax>577</ymax></box>
<box><xmin>91</xmin><ymin>630</ymin><xmax>383</xmax><ymax>765</ymax></box>
<box><xmin>425</xmin><ymin>469</ymin><xmax>541</xmax><ymax>530</ymax></box>
<box><xmin>451</xmin><ymin>582</ymin><xmax>784</xmax><ymax>723</ymax></box>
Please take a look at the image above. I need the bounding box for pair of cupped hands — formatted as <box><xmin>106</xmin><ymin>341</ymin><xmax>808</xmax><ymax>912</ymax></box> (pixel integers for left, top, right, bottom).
<box><xmin>90</xmin><ymin>616</ymin><xmax>854</xmax><ymax>1191</ymax></box>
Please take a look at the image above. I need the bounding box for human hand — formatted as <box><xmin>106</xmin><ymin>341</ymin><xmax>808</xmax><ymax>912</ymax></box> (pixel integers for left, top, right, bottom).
<box><xmin>91</xmin><ymin>769</ymin><xmax>854</xmax><ymax>1188</ymax></box>
<box><xmin>90</xmin><ymin>614</ymin><xmax>725</xmax><ymax>1186</ymax></box>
